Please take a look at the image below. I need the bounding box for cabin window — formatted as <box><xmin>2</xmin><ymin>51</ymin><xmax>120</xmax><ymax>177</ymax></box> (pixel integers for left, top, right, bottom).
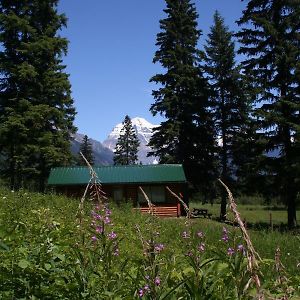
<box><xmin>113</xmin><ymin>187</ymin><xmax>123</xmax><ymax>202</ymax></box>
<box><xmin>138</xmin><ymin>186</ymin><xmax>165</xmax><ymax>203</ymax></box>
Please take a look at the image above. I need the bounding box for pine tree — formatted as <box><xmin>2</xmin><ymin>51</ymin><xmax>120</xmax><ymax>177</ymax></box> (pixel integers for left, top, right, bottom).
<box><xmin>149</xmin><ymin>0</ymin><xmax>216</xmax><ymax>194</ymax></box>
<box><xmin>204</xmin><ymin>11</ymin><xmax>252</xmax><ymax>220</ymax></box>
<box><xmin>78</xmin><ymin>135</ymin><xmax>94</xmax><ymax>166</ymax></box>
<box><xmin>114</xmin><ymin>115</ymin><xmax>140</xmax><ymax>165</ymax></box>
<box><xmin>0</xmin><ymin>0</ymin><xmax>76</xmax><ymax>190</ymax></box>
<box><xmin>236</xmin><ymin>0</ymin><xmax>300</xmax><ymax>228</ymax></box>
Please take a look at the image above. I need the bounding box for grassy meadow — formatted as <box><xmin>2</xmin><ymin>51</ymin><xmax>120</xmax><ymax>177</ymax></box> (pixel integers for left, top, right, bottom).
<box><xmin>0</xmin><ymin>187</ymin><xmax>299</xmax><ymax>299</ymax></box>
<box><xmin>190</xmin><ymin>202</ymin><xmax>300</xmax><ymax>227</ymax></box>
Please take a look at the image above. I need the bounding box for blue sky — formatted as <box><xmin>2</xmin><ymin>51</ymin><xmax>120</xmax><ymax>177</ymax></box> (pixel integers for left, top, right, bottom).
<box><xmin>58</xmin><ymin>1</ymin><xmax>246</xmax><ymax>141</ymax></box>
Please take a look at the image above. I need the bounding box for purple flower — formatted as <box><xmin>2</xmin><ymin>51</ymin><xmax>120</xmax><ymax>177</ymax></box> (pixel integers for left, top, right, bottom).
<box><xmin>96</xmin><ymin>226</ymin><xmax>103</xmax><ymax>234</ymax></box>
<box><xmin>105</xmin><ymin>208</ymin><xmax>112</xmax><ymax>216</ymax></box>
<box><xmin>237</xmin><ymin>244</ymin><xmax>246</xmax><ymax>255</ymax></box>
<box><xmin>154</xmin><ymin>243</ymin><xmax>164</xmax><ymax>253</ymax></box>
<box><xmin>237</xmin><ymin>244</ymin><xmax>244</xmax><ymax>252</ymax></box>
<box><xmin>221</xmin><ymin>227</ymin><xmax>229</xmax><ymax>242</ymax></box>
<box><xmin>197</xmin><ymin>231</ymin><xmax>204</xmax><ymax>238</ymax></box>
<box><xmin>227</xmin><ymin>247</ymin><xmax>235</xmax><ymax>256</ymax></box>
<box><xmin>138</xmin><ymin>288</ymin><xmax>144</xmax><ymax>297</ymax></box>
<box><xmin>182</xmin><ymin>231</ymin><xmax>190</xmax><ymax>239</ymax></box>
<box><xmin>108</xmin><ymin>231</ymin><xmax>117</xmax><ymax>240</ymax></box>
<box><xmin>95</xmin><ymin>213</ymin><xmax>102</xmax><ymax>220</ymax></box>
<box><xmin>113</xmin><ymin>248</ymin><xmax>119</xmax><ymax>256</ymax></box>
<box><xmin>144</xmin><ymin>285</ymin><xmax>150</xmax><ymax>292</ymax></box>
<box><xmin>221</xmin><ymin>235</ymin><xmax>229</xmax><ymax>243</ymax></box>
<box><xmin>198</xmin><ymin>242</ymin><xmax>205</xmax><ymax>252</ymax></box>
<box><xmin>186</xmin><ymin>250</ymin><xmax>193</xmax><ymax>257</ymax></box>
<box><xmin>154</xmin><ymin>277</ymin><xmax>161</xmax><ymax>286</ymax></box>
<box><xmin>104</xmin><ymin>216</ymin><xmax>111</xmax><ymax>224</ymax></box>
<box><xmin>91</xmin><ymin>235</ymin><xmax>97</xmax><ymax>242</ymax></box>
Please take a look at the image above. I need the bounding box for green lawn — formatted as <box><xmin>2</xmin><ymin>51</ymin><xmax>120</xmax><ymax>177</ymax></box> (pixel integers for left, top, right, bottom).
<box><xmin>190</xmin><ymin>202</ymin><xmax>300</xmax><ymax>226</ymax></box>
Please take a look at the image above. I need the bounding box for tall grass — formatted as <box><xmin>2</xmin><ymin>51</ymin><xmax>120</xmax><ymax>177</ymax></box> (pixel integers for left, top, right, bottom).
<box><xmin>0</xmin><ymin>186</ymin><xmax>299</xmax><ymax>299</ymax></box>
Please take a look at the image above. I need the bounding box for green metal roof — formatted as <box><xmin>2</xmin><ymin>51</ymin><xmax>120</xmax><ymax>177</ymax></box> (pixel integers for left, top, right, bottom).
<box><xmin>48</xmin><ymin>164</ymin><xmax>186</xmax><ymax>186</ymax></box>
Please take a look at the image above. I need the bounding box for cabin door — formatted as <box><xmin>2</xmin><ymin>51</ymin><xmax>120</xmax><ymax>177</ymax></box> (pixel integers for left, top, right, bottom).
<box><xmin>113</xmin><ymin>187</ymin><xmax>123</xmax><ymax>203</ymax></box>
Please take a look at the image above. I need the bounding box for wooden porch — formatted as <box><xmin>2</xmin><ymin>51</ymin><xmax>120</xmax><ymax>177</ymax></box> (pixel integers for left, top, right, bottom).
<box><xmin>134</xmin><ymin>203</ymin><xmax>181</xmax><ymax>218</ymax></box>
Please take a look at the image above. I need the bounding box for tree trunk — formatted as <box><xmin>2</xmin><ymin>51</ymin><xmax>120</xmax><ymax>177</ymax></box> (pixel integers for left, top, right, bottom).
<box><xmin>287</xmin><ymin>190</ymin><xmax>297</xmax><ymax>229</ymax></box>
<box><xmin>281</xmin><ymin>83</ymin><xmax>297</xmax><ymax>229</ymax></box>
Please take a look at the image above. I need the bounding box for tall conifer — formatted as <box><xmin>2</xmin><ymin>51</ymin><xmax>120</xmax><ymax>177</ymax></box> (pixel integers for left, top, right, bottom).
<box><xmin>237</xmin><ymin>0</ymin><xmax>300</xmax><ymax>228</ymax></box>
<box><xmin>204</xmin><ymin>11</ymin><xmax>251</xmax><ymax>219</ymax></box>
<box><xmin>149</xmin><ymin>0</ymin><xmax>216</xmax><ymax>194</ymax></box>
<box><xmin>78</xmin><ymin>135</ymin><xmax>94</xmax><ymax>166</ymax></box>
<box><xmin>114</xmin><ymin>115</ymin><xmax>140</xmax><ymax>165</ymax></box>
<box><xmin>0</xmin><ymin>0</ymin><xmax>76</xmax><ymax>190</ymax></box>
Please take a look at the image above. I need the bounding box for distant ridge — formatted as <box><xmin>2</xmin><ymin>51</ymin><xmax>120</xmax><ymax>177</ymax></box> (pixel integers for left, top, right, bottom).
<box><xmin>71</xmin><ymin>133</ymin><xmax>114</xmax><ymax>166</ymax></box>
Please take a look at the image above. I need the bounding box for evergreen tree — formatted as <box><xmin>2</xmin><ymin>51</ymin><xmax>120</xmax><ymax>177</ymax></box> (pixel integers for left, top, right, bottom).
<box><xmin>204</xmin><ymin>11</ymin><xmax>252</xmax><ymax>220</ymax></box>
<box><xmin>114</xmin><ymin>115</ymin><xmax>140</xmax><ymax>165</ymax></box>
<box><xmin>236</xmin><ymin>0</ymin><xmax>300</xmax><ymax>228</ymax></box>
<box><xmin>149</xmin><ymin>0</ymin><xmax>216</xmax><ymax>195</ymax></box>
<box><xmin>0</xmin><ymin>0</ymin><xmax>76</xmax><ymax>190</ymax></box>
<box><xmin>78</xmin><ymin>135</ymin><xmax>94</xmax><ymax>166</ymax></box>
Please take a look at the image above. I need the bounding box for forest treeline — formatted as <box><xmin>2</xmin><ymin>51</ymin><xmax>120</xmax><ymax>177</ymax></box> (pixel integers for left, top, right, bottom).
<box><xmin>0</xmin><ymin>0</ymin><xmax>299</xmax><ymax>228</ymax></box>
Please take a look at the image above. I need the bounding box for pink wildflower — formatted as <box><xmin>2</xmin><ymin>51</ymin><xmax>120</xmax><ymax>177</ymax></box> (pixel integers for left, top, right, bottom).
<box><xmin>221</xmin><ymin>227</ymin><xmax>229</xmax><ymax>242</ymax></box>
<box><xmin>108</xmin><ymin>231</ymin><xmax>117</xmax><ymax>240</ymax></box>
<box><xmin>138</xmin><ymin>288</ymin><xmax>144</xmax><ymax>297</ymax></box>
<box><xmin>154</xmin><ymin>277</ymin><xmax>161</xmax><ymax>286</ymax></box>
<box><xmin>227</xmin><ymin>247</ymin><xmax>235</xmax><ymax>256</ymax></box>
<box><xmin>198</xmin><ymin>242</ymin><xmax>205</xmax><ymax>252</ymax></box>
<box><xmin>197</xmin><ymin>231</ymin><xmax>204</xmax><ymax>238</ymax></box>
<box><xmin>237</xmin><ymin>244</ymin><xmax>244</xmax><ymax>252</ymax></box>
<box><xmin>154</xmin><ymin>243</ymin><xmax>164</xmax><ymax>253</ymax></box>
<box><xmin>95</xmin><ymin>213</ymin><xmax>102</xmax><ymax>220</ymax></box>
<box><xmin>113</xmin><ymin>248</ymin><xmax>119</xmax><ymax>256</ymax></box>
<box><xmin>104</xmin><ymin>216</ymin><xmax>111</xmax><ymax>224</ymax></box>
<box><xmin>96</xmin><ymin>226</ymin><xmax>103</xmax><ymax>234</ymax></box>
<box><xmin>182</xmin><ymin>231</ymin><xmax>190</xmax><ymax>239</ymax></box>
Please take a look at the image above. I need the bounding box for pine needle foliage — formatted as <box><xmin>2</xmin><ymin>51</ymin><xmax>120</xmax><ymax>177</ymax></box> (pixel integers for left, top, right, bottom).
<box><xmin>149</xmin><ymin>0</ymin><xmax>216</xmax><ymax>195</ymax></box>
<box><xmin>114</xmin><ymin>115</ymin><xmax>140</xmax><ymax>165</ymax></box>
<box><xmin>0</xmin><ymin>0</ymin><xmax>76</xmax><ymax>191</ymax></box>
<box><xmin>236</xmin><ymin>0</ymin><xmax>300</xmax><ymax>228</ymax></box>
<box><xmin>204</xmin><ymin>11</ymin><xmax>252</xmax><ymax>219</ymax></box>
<box><xmin>78</xmin><ymin>135</ymin><xmax>94</xmax><ymax>166</ymax></box>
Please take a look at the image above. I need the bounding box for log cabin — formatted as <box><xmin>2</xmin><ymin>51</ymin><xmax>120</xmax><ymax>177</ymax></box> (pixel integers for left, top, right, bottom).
<box><xmin>47</xmin><ymin>164</ymin><xmax>188</xmax><ymax>217</ymax></box>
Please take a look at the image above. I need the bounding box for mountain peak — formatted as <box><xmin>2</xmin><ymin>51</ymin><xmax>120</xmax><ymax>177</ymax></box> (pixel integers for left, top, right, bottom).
<box><xmin>103</xmin><ymin>117</ymin><xmax>159</xmax><ymax>164</ymax></box>
<box><xmin>131</xmin><ymin>117</ymin><xmax>157</xmax><ymax>129</ymax></box>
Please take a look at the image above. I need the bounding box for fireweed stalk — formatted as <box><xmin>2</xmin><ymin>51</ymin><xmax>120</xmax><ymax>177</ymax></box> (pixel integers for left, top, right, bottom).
<box><xmin>181</xmin><ymin>228</ymin><xmax>208</xmax><ymax>274</ymax></box>
<box><xmin>135</xmin><ymin>223</ymin><xmax>165</xmax><ymax>298</ymax></box>
<box><xmin>90</xmin><ymin>202</ymin><xmax>119</xmax><ymax>263</ymax></box>
<box><xmin>135</xmin><ymin>187</ymin><xmax>167</xmax><ymax>298</ymax></box>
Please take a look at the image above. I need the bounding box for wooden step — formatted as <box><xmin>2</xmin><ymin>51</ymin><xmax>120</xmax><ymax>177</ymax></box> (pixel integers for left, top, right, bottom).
<box><xmin>135</xmin><ymin>206</ymin><xmax>179</xmax><ymax>217</ymax></box>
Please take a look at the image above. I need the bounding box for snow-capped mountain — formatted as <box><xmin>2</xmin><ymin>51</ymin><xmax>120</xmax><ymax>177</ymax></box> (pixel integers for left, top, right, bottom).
<box><xmin>71</xmin><ymin>133</ymin><xmax>114</xmax><ymax>166</ymax></box>
<box><xmin>103</xmin><ymin>117</ymin><xmax>159</xmax><ymax>164</ymax></box>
